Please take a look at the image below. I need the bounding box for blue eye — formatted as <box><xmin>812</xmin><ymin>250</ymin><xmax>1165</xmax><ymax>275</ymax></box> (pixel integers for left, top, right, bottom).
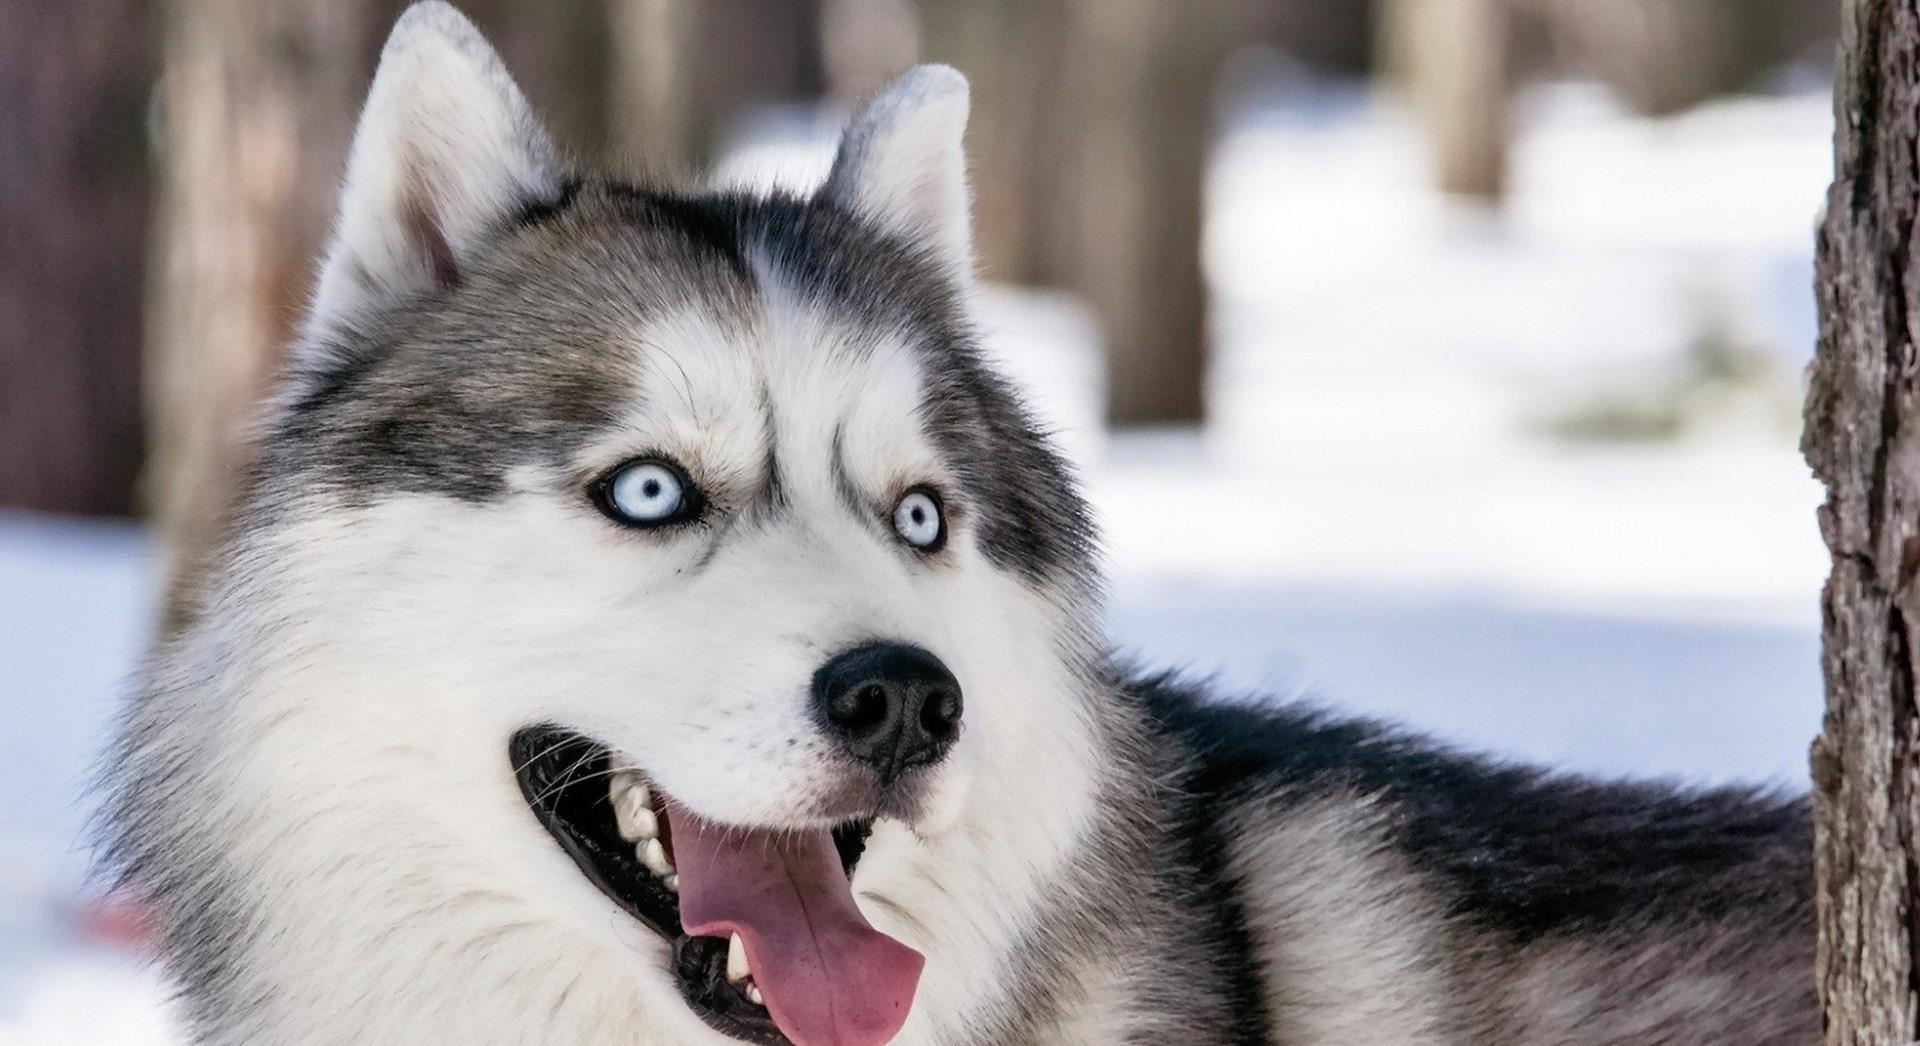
<box><xmin>893</xmin><ymin>488</ymin><xmax>946</xmax><ymax>551</ymax></box>
<box><xmin>595</xmin><ymin>459</ymin><xmax>701</xmax><ymax>528</ymax></box>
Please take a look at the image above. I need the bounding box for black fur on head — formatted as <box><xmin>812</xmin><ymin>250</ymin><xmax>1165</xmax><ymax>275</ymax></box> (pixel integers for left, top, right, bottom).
<box><xmin>266</xmin><ymin>179</ymin><xmax>1097</xmax><ymax>593</ymax></box>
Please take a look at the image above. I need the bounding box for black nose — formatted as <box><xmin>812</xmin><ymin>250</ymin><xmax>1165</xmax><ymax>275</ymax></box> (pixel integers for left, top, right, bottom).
<box><xmin>812</xmin><ymin>643</ymin><xmax>963</xmax><ymax>782</ymax></box>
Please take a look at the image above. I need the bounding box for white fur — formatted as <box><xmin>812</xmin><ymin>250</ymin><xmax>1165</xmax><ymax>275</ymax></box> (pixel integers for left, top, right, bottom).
<box><xmin>305</xmin><ymin>2</ymin><xmax>562</xmax><ymax>354</ymax></box>
<box><xmin>821</xmin><ymin>65</ymin><xmax>974</xmax><ymax>280</ymax></box>
<box><xmin>1226</xmin><ymin>795</ymin><xmax>1456</xmax><ymax>1045</ymax></box>
<box><xmin>130</xmin><ymin>12</ymin><xmax>1127</xmax><ymax>1043</ymax></box>
<box><xmin>140</xmin><ymin>259</ymin><xmax>1109</xmax><ymax>1046</ymax></box>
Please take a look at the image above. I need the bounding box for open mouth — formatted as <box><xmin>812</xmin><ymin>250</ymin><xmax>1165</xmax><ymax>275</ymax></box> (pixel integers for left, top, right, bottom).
<box><xmin>510</xmin><ymin>726</ymin><xmax>923</xmax><ymax>1046</ymax></box>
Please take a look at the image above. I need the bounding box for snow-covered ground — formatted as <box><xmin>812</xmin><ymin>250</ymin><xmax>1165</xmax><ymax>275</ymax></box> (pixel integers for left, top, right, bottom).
<box><xmin>0</xmin><ymin>78</ymin><xmax>1831</xmax><ymax>1041</ymax></box>
<box><xmin>0</xmin><ymin>515</ymin><xmax>174</xmax><ymax>1046</ymax></box>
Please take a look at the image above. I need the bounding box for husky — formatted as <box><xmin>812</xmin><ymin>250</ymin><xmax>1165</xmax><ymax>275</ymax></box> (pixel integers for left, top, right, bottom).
<box><xmin>106</xmin><ymin>5</ymin><xmax>1815</xmax><ymax>1044</ymax></box>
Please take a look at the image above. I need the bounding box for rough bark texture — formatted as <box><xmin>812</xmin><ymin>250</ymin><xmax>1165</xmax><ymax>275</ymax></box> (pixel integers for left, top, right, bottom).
<box><xmin>0</xmin><ymin>0</ymin><xmax>154</xmax><ymax>517</ymax></box>
<box><xmin>1806</xmin><ymin>1</ymin><xmax>1920</xmax><ymax>1042</ymax></box>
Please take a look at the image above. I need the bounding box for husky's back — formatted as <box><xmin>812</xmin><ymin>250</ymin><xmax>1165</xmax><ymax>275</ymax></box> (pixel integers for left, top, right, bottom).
<box><xmin>1139</xmin><ymin>675</ymin><xmax>1814</xmax><ymax>1044</ymax></box>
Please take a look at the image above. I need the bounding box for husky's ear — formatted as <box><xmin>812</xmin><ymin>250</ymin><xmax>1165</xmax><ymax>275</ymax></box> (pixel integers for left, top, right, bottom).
<box><xmin>820</xmin><ymin>65</ymin><xmax>973</xmax><ymax>279</ymax></box>
<box><xmin>305</xmin><ymin>2</ymin><xmax>563</xmax><ymax>347</ymax></box>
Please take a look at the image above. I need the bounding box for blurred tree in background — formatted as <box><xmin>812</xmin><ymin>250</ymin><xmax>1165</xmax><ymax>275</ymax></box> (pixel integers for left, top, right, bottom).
<box><xmin>1386</xmin><ymin>0</ymin><xmax>1837</xmax><ymax>205</ymax></box>
<box><xmin>1</xmin><ymin>1</ymin><xmax>152</xmax><ymax>517</ymax></box>
<box><xmin>0</xmin><ymin>0</ymin><xmax>1839</xmax><ymax>579</ymax></box>
<box><xmin>145</xmin><ymin>0</ymin><xmax>378</xmax><ymax>623</ymax></box>
<box><xmin>1544</xmin><ymin>0</ymin><xmax>1808</xmax><ymax>117</ymax></box>
<box><xmin>912</xmin><ymin>0</ymin><xmax>1066</xmax><ymax>287</ymax></box>
<box><xmin>1384</xmin><ymin>0</ymin><xmax>1513</xmax><ymax>200</ymax></box>
<box><xmin>609</xmin><ymin>0</ymin><xmax>823</xmax><ymax>175</ymax></box>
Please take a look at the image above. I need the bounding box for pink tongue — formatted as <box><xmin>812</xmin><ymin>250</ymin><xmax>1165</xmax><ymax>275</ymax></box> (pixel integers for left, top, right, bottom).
<box><xmin>669</xmin><ymin>802</ymin><xmax>923</xmax><ymax>1046</ymax></box>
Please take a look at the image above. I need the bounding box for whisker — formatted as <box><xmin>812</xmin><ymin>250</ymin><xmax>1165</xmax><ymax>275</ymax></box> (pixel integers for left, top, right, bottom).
<box><xmin>511</xmin><ymin>736</ymin><xmax>581</xmax><ymax>777</ymax></box>
<box><xmin>529</xmin><ymin>748</ymin><xmax>601</xmax><ymax>807</ymax></box>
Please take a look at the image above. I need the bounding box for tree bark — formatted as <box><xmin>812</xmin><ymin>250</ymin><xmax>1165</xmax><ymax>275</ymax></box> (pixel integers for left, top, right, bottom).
<box><xmin>1806</xmin><ymin>1</ymin><xmax>1920</xmax><ymax>1043</ymax></box>
<box><xmin>0</xmin><ymin>0</ymin><xmax>154</xmax><ymax>517</ymax></box>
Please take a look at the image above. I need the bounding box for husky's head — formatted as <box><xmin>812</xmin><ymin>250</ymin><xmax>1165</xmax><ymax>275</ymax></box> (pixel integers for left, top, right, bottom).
<box><xmin>118</xmin><ymin>5</ymin><xmax>1115</xmax><ymax>1046</ymax></box>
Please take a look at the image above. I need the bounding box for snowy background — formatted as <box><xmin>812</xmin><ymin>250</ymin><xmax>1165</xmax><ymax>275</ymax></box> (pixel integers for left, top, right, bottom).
<box><xmin>0</xmin><ymin>73</ymin><xmax>1832</xmax><ymax>1042</ymax></box>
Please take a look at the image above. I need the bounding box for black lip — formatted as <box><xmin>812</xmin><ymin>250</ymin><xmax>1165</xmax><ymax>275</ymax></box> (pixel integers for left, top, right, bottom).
<box><xmin>509</xmin><ymin>725</ymin><xmax>873</xmax><ymax>1045</ymax></box>
<box><xmin>676</xmin><ymin>934</ymin><xmax>788</xmax><ymax>1045</ymax></box>
<box><xmin>510</xmin><ymin>726</ymin><xmax>682</xmax><ymax>938</ymax></box>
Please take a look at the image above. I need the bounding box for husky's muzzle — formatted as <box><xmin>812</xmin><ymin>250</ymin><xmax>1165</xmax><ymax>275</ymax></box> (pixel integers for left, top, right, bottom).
<box><xmin>509</xmin><ymin>642</ymin><xmax>961</xmax><ymax>1046</ymax></box>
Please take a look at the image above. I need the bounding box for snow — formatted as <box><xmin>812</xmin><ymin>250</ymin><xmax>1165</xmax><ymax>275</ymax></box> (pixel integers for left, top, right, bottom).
<box><xmin>0</xmin><ymin>78</ymin><xmax>1833</xmax><ymax>1039</ymax></box>
<box><xmin>0</xmin><ymin>515</ymin><xmax>169</xmax><ymax>1043</ymax></box>
<box><xmin>0</xmin><ymin>946</ymin><xmax>177</xmax><ymax>1046</ymax></box>
<box><xmin>1029</xmin><ymin>77</ymin><xmax>1826</xmax><ymax>786</ymax></box>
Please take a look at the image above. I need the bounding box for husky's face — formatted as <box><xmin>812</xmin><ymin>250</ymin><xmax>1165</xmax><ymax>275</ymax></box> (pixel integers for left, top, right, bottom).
<box><xmin>209</xmin><ymin>7</ymin><xmax>1098</xmax><ymax>1046</ymax></box>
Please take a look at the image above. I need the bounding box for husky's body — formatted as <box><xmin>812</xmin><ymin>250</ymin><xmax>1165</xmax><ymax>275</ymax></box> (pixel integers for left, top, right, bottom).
<box><xmin>107</xmin><ymin>6</ymin><xmax>1814</xmax><ymax>1044</ymax></box>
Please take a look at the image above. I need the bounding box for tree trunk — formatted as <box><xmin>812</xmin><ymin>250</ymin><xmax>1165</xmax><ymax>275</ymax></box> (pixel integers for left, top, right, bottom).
<box><xmin>916</xmin><ymin>0</ymin><xmax>1069</xmax><ymax>287</ymax></box>
<box><xmin>1382</xmin><ymin>0</ymin><xmax>1511</xmax><ymax>202</ymax></box>
<box><xmin>144</xmin><ymin>0</ymin><xmax>383</xmax><ymax>628</ymax></box>
<box><xmin>1805</xmin><ymin>2</ymin><xmax>1920</xmax><ymax>1042</ymax></box>
<box><xmin>1543</xmin><ymin>0</ymin><xmax>1791</xmax><ymax>117</ymax></box>
<box><xmin>608</xmin><ymin>0</ymin><xmax>822</xmax><ymax>179</ymax></box>
<box><xmin>0</xmin><ymin>0</ymin><xmax>154</xmax><ymax>517</ymax></box>
<box><xmin>820</xmin><ymin>0</ymin><xmax>919</xmax><ymax>104</ymax></box>
<box><xmin>1048</xmin><ymin>0</ymin><xmax>1228</xmax><ymax>426</ymax></box>
<box><xmin>463</xmin><ymin>0</ymin><xmax>616</xmax><ymax>163</ymax></box>
<box><xmin>850</xmin><ymin>0</ymin><xmax>1229</xmax><ymax>426</ymax></box>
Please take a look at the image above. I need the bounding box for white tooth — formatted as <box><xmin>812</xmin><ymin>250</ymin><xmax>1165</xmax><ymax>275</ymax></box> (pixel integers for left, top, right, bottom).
<box><xmin>726</xmin><ymin>933</ymin><xmax>751</xmax><ymax>983</ymax></box>
<box><xmin>609</xmin><ymin>771</ymin><xmax>649</xmax><ymax>805</ymax></box>
<box><xmin>615</xmin><ymin>797</ymin><xmax>659</xmax><ymax>842</ymax></box>
<box><xmin>745</xmin><ymin>982</ymin><xmax>764</xmax><ymax>1006</ymax></box>
<box><xmin>640</xmin><ymin>838</ymin><xmax>674</xmax><ymax>877</ymax></box>
<box><xmin>663</xmin><ymin>873</ymin><xmax>679</xmax><ymax>892</ymax></box>
<box><xmin>609</xmin><ymin>775</ymin><xmax>658</xmax><ymax>842</ymax></box>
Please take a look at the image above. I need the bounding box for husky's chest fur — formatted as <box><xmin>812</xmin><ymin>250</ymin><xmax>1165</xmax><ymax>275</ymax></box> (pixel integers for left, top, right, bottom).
<box><xmin>106</xmin><ymin>5</ymin><xmax>1814</xmax><ymax>1044</ymax></box>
